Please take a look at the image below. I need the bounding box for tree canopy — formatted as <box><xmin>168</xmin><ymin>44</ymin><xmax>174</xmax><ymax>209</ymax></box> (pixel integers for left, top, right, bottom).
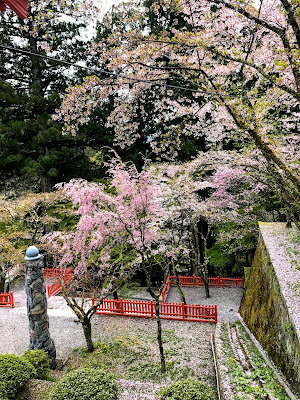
<box><xmin>53</xmin><ymin>0</ymin><xmax>299</xmax><ymax>224</ymax></box>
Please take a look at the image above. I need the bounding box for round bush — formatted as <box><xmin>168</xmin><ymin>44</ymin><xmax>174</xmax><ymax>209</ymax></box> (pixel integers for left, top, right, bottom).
<box><xmin>22</xmin><ymin>349</ymin><xmax>50</xmax><ymax>379</ymax></box>
<box><xmin>0</xmin><ymin>354</ymin><xmax>36</xmax><ymax>399</ymax></box>
<box><xmin>0</xmin><ymin>381</ymin><xmax>7</xmax><ymax>400</ymax></box>
<box><xmin>159</xmin><ymin>379</ymin><xmax>215</xmax><ymax>400</ymax></box>
<box><xmin>49</xmin><ymin>367</ymin><xmax>119</xmax><ymax>400</ymax></box>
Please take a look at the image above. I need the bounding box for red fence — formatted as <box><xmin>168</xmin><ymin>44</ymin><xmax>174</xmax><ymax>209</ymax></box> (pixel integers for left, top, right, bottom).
<box><xmin>162</xmin><ymin>275</ymin><xmax>171</xmax><ymax>303</ymax></box>
<box><xmin>46</xmin><ymin>269</ymin><xmax>73</xmax><ymax>298</ymax></box>
<box><xmin>168</xmin><ymin>275</ymin><xmax>244</xmax><ymax>288</ymax></box>
<box><xmin>162</xmin><ymin>275</ymin><xmax>245</xmax><ymax>303</ymax></box>
<box><xmin>92</xmin><ymin>274</ymin><xmax>244</xmax><ymax>323</ymax></box>
<box><xmin>0</xmin><ymin>292</ymin><xmax>15</xmax><ymax>308</ymax></box>
<box><xmin>162</xmin><ymin>275</ymin><xmax>244</xmax><ymax>302</ymax></box>
<box><xmin>92</xmin><ymin>298</ymin><xmax>217</xmax><ymax>323</ymax></box>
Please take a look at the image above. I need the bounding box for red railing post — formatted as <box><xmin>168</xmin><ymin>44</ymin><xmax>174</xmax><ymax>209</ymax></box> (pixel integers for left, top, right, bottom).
<box><xmin>150</xmin><ymin>300</ymin><xmax>154</xmax><ymax>318</ymax></box>
<box><xmin>192</xmin><ymin>275</ymin><xmax>195</xmax><ymax>287</ymax></box>
<box><xmin>215</xmin><ymin>304</ymin><xmax>217</xmax><ymax>324</ymax></box>
<box><xmin>182</xmin><ymin>302</ymin><xmax>185</xmax><ymax>319</ymax></box>
<box><xmin>162</xmin><ymin>285</ymin><xmax>166</xmax><ymax>303</ymax></box>
<box><xmin>120</xmin><ymin>298</ymin><xmax>123</xmax><ymax>316</ymax></box>
<box><xmin>10</xmin><ymin>292</ymin><xmax>15</xmax><ymax>308</ymax></box>
<box><xmin>218</xmin><ymin>276</ymin><xmax>220</xmax><ymax>287</ymax></box>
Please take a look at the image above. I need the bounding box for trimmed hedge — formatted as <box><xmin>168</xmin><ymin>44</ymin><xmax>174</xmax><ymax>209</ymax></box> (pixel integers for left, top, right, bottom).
<box><xmin>49</xmin><ymin>367</ymin><xmax>119</xmax><ymax>400</ymax></box>
<box><xmin>159</xmin><ymin>379</ymin><xmax>215</xmax><ymax>400</ymax></box>
<box><xmin>22</xmin><ymin>350</ymin><xmax>50</xmax><ymax>379</ymax></box>
<box><xmin>0</xmin><ymin>354</ymin><xmax>36</xmax><ymax>399</ymax></box>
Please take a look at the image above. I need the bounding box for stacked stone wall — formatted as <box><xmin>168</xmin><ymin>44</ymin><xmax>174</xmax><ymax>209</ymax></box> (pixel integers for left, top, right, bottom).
<box><xmin>240</xmin><ymin>233</ymin><xmax>300</xmax><ymax>394</ymax></box>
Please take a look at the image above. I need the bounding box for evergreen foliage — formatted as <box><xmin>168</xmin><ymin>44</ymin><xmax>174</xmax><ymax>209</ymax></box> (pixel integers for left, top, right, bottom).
<box><xmin>22</xmin><ymin>350</ymin><xmax>50</xmax><ymax>379</ymax></box>
<box><xmin>49</xmin><ymin>367</ymin><xmax>119</xmax><ymax>400</ymax></box>
<box><xmin>0</xmin><ymin>354</ymin><xmax>36</xmax><ymax>399</ymax></box>
<box><xmin>0</xmin><ymin>7</ymin><xmax>105</xmax><ymax>191</ymax></box>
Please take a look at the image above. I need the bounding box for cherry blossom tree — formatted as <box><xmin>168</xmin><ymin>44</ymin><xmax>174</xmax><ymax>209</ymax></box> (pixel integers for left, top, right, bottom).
<box><xmin>53</xmin><ymin>0</ymin><xmax>299</xmax><ymax>225</ymax></box>
<box><xmin>43</xmin><ymin>156</ymin><xmax>170</xmax><ymax>370</ymax></box>
<box><xmin>152</xmin><ymin>161</ymin><xmax>225</xmax><ymax>298</ymax></box>
<box><xmin>18</xmin><ymin>0</ymin><xmax>99</xmax><ymax>40</ymax></box>
<box><xmin>151</xmin><ymin>146</ymin><xmax>282</xmax><ymax>295</ymax></box>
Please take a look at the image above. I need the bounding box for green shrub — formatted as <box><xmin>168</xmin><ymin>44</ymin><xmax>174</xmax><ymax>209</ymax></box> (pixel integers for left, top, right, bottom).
<box><xmin>49</xmin><ymin>367</ymin><xmax>119</xmax><ymax>400</ymax></box>
<box><xmin>159</xmin><ymin>379</ymin><xmax>215</xmax><ymax>400</ymax></box>
<box><xmin>0</xmin><ymin>381</ymin><xmax>6</xmax><ymax>400</ymax></box>
<box><xmin>0</xmin><ymin>354</ymin><xmax>36</xmax><ymax>399</ymax></box>
<box><xmin>22</xmin><ymin>349</ymin><xmax>50</xmax><ymax>379</ymax></box>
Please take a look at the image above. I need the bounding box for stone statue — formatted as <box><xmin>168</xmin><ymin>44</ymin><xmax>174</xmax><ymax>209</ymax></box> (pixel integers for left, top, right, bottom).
<box><xmin>24</xmin><ymin>246</ymin><xmax>56</xmax><ymax>369</ymax></box>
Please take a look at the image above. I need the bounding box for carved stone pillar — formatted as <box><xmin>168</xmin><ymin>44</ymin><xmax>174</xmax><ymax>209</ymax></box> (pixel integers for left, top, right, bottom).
<box><xmin>24</xmin><ymin>246</ymin><xmax>56</xmax><ymax>369</ymax></box>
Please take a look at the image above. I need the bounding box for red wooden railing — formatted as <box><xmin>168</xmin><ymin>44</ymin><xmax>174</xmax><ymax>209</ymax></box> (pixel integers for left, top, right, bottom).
<box><xmin>167</xmin><ymin>275</ymin><xmax>244</xmax><ymax>289</ymax></box>
<box><xmin>162</xmin><ymin>275</ymin><xmax>171</xmax><ymax>303</ymax></box>
<box><xmin>92</xmin><ymin>297</ymin><xmax>217</xmax><ymax>323</ymax></box>
<box><xmin>91</xmin><ymin>274</ymin><xmax>244</xmax><ymax>323</ymax></box>
<box><xmin>0</xmin><ymin>292</ymin><xmax>15</xmax><ymax>308</ymax></box>
<box><xmin>46</xmin><ymin>269</ymin><xmax>73</xmax><ymax>298</ymax></box>
<box><xmin>162</xmin><ymin>275</ymin><xmax>244</xmax><ymax>303</ymax></box>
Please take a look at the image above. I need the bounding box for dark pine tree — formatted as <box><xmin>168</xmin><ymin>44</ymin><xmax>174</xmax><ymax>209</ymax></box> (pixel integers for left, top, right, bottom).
<box><xmin>0</xmin><ymin>3</ymin><xmax>107</xmax><ymax>192</ymax></box>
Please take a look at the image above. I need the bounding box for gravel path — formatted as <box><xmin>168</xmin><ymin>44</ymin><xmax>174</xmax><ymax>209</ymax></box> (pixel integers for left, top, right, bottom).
<box><xmin>0</xmin><ymin>287</ymin><xmax>88</xmax><ymax>359</ymax></box>
<box><xmin>166</xmin><ymin>286</ymin><xmax>244</xmax><ymax>323</ymax></box>
<box><xmin>0</xmin><ymin>281</ymin><xmax>243</xmax><ymax>359</ymax></box>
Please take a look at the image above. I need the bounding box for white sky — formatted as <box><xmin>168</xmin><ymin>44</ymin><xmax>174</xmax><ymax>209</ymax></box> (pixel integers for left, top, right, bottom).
<box><xmin>81</xmin><ymin>0</ymin><xmax>125</xmax><ymax>40</ymax></box>
<box><xmin>100</xmin><ymin>0</ymin><xmax>124</xmax><ymax>16</ymax></box>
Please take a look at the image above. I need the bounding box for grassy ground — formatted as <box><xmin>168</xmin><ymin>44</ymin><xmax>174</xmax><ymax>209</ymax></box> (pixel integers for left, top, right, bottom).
<box><xmin>25</xmin><ymin>315</ymin><xmax>218</xmax><ymax>400</ymax></box>
<box><xmin>215</xmin><ymin>320</ymin><xmax>293</xmax><ymax>400</ymax></box>
<box><xmin>68</xmin><ymin>316</ymin><xmax>218</xmax><ymax>399</ymax></box>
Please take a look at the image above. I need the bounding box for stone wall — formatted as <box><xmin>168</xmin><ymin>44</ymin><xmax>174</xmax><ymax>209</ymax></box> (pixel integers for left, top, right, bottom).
<box><xmin>239</xmin><ymin>223</ymin><xmax>300</xmax><ymax>394</ymax></box>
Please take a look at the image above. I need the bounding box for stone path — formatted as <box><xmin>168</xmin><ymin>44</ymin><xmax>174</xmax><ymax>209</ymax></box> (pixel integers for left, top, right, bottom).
<box><xmin>0</xmin><ymin>287</ymin><xmax>87</xmax><ymax>359</ymax></box>
<box><xmin>0</xmin><ymin>282</ymin><xmax>244</xmax><ymax>359</ymax></box>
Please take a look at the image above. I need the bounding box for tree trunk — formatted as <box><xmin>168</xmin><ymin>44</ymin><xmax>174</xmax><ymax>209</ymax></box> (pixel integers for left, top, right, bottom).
<box><xmin>174</xmin><ymin>269</ymin><xmax>186</xmax><ymax>304</ymax></box>
<box><xmin>113</xmin><ymin>291</ymin><xmax>118</xmax><ymax>300</ymax></box>
<box><xmin>0</xmin><ymin>275</ymin><xmax>5</xmax><ymax>293</ymax></box>
<box><xmin>145</xmin><ymin>267</ymin><xmax>166</xmax><ymax>374</ymax></box>
<box><xmin>245</xmin><ymin>252</ymin><xmax>250</xmax><ymax>268</ymax></box>
<box><xmin>155</xmin><ymin>298</ymin><xmax>166</xmax><ymax>373</ymax></box>
<box><xmin>82</xmin><ymin>317</ymin><xmax>94</xmax><ymax>352</ymax></box>
<box><xmin>28</xmin><ymin>19</ymin><xmax>52</xmax><ymax>192</ymax></box>
<box><xmin>61</xmin><ymin>287</ymin><xmax>95</xmax><ymax>353</ymax></box>
<box><xmin>203</xmin><ymin>277</ymin><xmax>210</xmax><ymax>299</ymax></box>
<box><xmin>192</xmin><ymin>222</ymin><xmax>211</xmax><ymax>299</ymax></box>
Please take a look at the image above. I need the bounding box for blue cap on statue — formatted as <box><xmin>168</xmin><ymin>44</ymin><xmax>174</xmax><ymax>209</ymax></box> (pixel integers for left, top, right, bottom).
<box><xmin>24</xmin><ymin>246</ymin><xmax>41</xmax><ymax>261</ymax></box>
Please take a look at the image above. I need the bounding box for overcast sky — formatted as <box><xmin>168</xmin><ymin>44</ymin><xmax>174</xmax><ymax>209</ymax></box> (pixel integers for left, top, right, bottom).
<box><xmin>100</xmin><ymin>0</ymin><xmax>124</xmax><ymax>17</ymax></box>
<box><xmin>81</xmin><ymin>0</ymin><xmax>125</xmax><ymax>39</ymax></box>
